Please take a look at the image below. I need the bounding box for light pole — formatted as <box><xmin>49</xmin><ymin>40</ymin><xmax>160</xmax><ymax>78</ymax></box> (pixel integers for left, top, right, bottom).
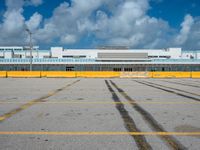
<box><xmin>26</xmin><ymin>28</ymin><xmax>33</xmax><ymax>71</ymax></box>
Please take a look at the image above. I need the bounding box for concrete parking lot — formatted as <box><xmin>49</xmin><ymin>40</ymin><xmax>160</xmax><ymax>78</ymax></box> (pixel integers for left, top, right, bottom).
<box><xmin>0</xmin><ymin>78</ymin><xmax>199</xmax><ymax>150</ymax></box>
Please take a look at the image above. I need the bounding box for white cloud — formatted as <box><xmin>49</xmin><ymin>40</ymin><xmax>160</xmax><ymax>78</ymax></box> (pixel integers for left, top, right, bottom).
<box><xmin>175</xmin><ymin>14</ymin><xmax>194</xmax><ymax>45</ymax></box>
<box><xmin>5</xmin><ymin>0</ymin><xmax>43</xmax><ymax>9</ymax></box>
<box><xmin>178</xmin><ymin>16</ymin><xmax>200</xmax><ymax>49</ymax></box>
<box><xmin>5</xmin><ymin>0</ymin><xmax>24</xmax><ymax>11</ymax></box>
<box><xmin>0</xmin><ymin>0</ymin><xmax>43</xmax><ymax>45</ymax></box>
<box><xmin>30</xmin><ymin>0</ymin><xmax>43</xmax><ymax>6</ymax></box>
<box><xmin>0</xmin><ymin>8</ymin><xmax>26</xmax><ymax>45</ymax></box>
<box><xmin>90</xmin><ymin>0</ymin><xmax>171</xmax><ymax>48</ymax></box>
<box><xmin>61</xmin><ymin>34</ymin><xmax>77</xmax><ymax>44</ymax></box>
<box><xmin>0</xmin><ymin>0</ymin><xmax>200</xmax><ymax>49</ymax></box>
<box><xmin>3</xmin><ymin>10</ymin><xmax>24</xmax><ymax>34</ymax></box>
<box><xmin>26</xmin><ymin>12</ymin><xmax>42</xmax><ymax>31</ymax></box>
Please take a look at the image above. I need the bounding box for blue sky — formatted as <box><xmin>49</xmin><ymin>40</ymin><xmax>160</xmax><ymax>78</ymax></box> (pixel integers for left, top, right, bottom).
<box><xmin>149</xmin><ymin>0</ymin><xmax>200</xmax><ymax>28</ymax></box>
<box><xmin>0</xmin><ymin>0</ymin><xmax>200</xmax><ymax>50</ymax></box>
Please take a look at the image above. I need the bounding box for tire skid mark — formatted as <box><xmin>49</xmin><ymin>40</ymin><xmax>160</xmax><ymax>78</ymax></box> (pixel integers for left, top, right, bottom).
<box><xmin>160</xmin><ymin>80</ymin><xmax>200</xmax><ymax>88</ymax></box>
<box><xmin>144</xmin><ymin>80</ymin><xmax>200</xmax><ymax>97</ymax></box>
<box><xmin>0</xmin><ymin>80</ymin><xmax>80</xmax><ymax>122</ymax></box>
<box><xmin>134</xmin><ymin>80</ymin><xmax>200</xmax><ymax>102</ymax></box>
<box><xmin>110</xmin><ymin>80</ymin><xmax>186</xmax><ymax>150</ymax></box>
<box><xmin>105</xmin><ymin>80</ymin><xmax>152</xmax><ymax>150</ymax></box>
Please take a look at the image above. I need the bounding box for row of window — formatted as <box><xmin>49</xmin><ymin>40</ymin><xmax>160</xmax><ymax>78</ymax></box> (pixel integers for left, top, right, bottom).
<box><xmin>0</xmin><ymin>64</ymin><xmax>200</xmax><ymax>71</ymax></box>
<box><xmin>0</xmin><ymin>49</ymin><xmax>23</xmax><ymax>51</ymax></box>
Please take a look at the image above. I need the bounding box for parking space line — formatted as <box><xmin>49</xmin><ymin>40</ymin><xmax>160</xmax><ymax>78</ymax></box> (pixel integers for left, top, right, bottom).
<box><xmin>0</xmin><ymin>131</ymin><xmax>199</xmax><ymax>136</ymax></box>
<box><xmin>0</xmin><ymin>101</ymin><xmax>199</xmax><ymax>104</ymax></box>
<box><xmin>0</xmin><ymin>80</ymin><xmax>80</xmax><ymax>122</ymax></box>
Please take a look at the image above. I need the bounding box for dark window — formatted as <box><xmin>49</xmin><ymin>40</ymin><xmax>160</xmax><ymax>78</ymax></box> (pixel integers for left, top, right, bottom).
<box><xmin>124</xmin><ymin>68</ymin><xmax>132</xmax><ymax>72</ymax></box>
<box><xmin>113</xmin><ymin>68</ymin><xmax>122</xmax><ymax>71</ymax></box>
<box><xmin>66</xmin><ymin>66</ymin><xmax>75</xmax><ymax>71</ymax></box>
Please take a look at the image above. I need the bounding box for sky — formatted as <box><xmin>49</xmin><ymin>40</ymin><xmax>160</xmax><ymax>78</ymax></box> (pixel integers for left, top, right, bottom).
<box><xmin>0</xmin><ymin>0</ymin><xmax>200</xmax><ymax>50</ymax></box>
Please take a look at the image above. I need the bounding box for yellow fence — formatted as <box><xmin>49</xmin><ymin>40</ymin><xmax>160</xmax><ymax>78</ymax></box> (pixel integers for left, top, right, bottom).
<box><xmin>0</xmin><ymin>71</ymin><xmax>200</xmax><ymax>78</ymax></box>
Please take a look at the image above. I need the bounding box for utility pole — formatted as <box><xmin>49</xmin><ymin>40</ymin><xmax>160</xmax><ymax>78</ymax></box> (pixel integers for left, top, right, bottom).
<box><xmin>26</xmin><ymin>28</ymin><xmax>33</xmax><ymax>71</ymax></box>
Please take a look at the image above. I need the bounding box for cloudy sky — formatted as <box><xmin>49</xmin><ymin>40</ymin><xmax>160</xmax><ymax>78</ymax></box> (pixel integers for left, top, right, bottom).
<box><xmin>0</xmin><ymin>0</ymin><xmax>200</xmax><ymax>50</ymax></box>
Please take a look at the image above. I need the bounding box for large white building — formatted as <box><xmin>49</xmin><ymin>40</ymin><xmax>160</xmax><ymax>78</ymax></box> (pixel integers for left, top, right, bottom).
<box><xmin>0</xmin><ymin>46</ymin><xmax>200</xmax><ymax>71</ymax></box>
<box><xmin>0</xmin><ymin>46</ymin><xmax>199</xmax><ymax>59</ymax></box>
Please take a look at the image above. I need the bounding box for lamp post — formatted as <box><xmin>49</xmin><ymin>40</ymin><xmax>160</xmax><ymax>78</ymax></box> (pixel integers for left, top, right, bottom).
<box><xmin>26</xmin><ymin>28</ymin><xmax>33</xmax><ymax>71</ymax></box>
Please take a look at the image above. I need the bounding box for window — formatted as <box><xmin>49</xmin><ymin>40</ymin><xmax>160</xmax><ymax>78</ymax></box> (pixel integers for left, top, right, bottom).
<box><xmin>66</xmin><ymin>66</ymin><xmax>75</xmax><ymax>71</ymax></box>
<box><xmin>79</xmin><ymin>55</ymin><xmax>86</xmax><ymax>58</ymax></box>
<box><xmin>148</xmin><ymin>56</ymin><xmax>158</xmax><ymax>58</ymax></box>
<box><xmin>124</xmin><ymin>68</ymin><xmax>132</xmax><ymax>72</ymax></box>
<box><xmin>159</xmin><ymin>56</ymin><xmax>170</xmax><ymax>58</ymax></box>
<box><xmin>113</xmin><ymin>68</ymin><xmax>122</xmax><ymax>71</ymax></box>
<box><xmin>63</xmin><ymin>56</ymin><xmax>73</xmax><ymax>58</ymax></box>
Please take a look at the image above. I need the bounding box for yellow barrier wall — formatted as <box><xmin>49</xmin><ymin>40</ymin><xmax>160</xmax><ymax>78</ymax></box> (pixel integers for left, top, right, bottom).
<box><xmin>152</xmin><ymin>72</ymin><xmax>191</xmax><ymax>78</ymax></box>
<box><xmin>120</xmin><ymin>72</ymin><xmax>150</xmax><ymax>78</ymax></box>
<box><xmin>7</xmin><ymin>71</ymin><xmax>41</xmax><ymax>78</ymax></box>
<box><xmin>76</xmin><ymin>71</ymin><xmax>120</xmax><ymax>78</ymax></box>
<box><xmin>45</xmin><ymin>71</ymin><xmax>76</xmax><ymax>78</ymax></box>
<box><xmin>0</xmin><ymin>71</ymin><xmax>7</xmax><ymax>78</ymax></box>
<box><xmin>148</xmin><ymin>72</ymin><xmax>154</xmax><ymax>78</ymax></box>
<box><xmin>3</xmin><ymin>71</ymin><xmax>200</xmax><ymax>78</ymax></box>
<box><xmin>191</xmin><ymin>72</ymin><xmax>200</xmax><ymax>78</ymax></box>
<box><xmin>40</xmin><ymin>71</ymin><xmax>47</xmax><ymax>77</ymax></box>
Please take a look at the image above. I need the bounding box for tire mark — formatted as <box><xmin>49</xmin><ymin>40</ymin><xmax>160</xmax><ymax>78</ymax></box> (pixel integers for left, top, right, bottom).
<box><xmin>0</xmin><ymin>80</ymin><xmax>80</xmax><ymax>122</ymax></box>
<box><xmin>105</xmin><ymin>80</ymin><xmax>152</xmax><ymax>150</ymax></box>
<box><xmin>161</xmin><ymin>80</ymin><xmax>200</xmax><ymax>88</ymax></box>
<box><xmin>181</xmin><ymin>79</ymin><xmax>200</xmax><ymax>84</ymax></box>
<box><xmin>134</xmin><ymin>80</ymin><xmax>200</xmax><ymax>102</ymax></box>
<box><xmin>144</xmin><ymin>80</ymin><xmax>200</xmax><ymax>97</ymax></box>
<box><xmin>110</xmin><ymin>80</ymin><xmax>186</xmax><ymax>150</ymax></box>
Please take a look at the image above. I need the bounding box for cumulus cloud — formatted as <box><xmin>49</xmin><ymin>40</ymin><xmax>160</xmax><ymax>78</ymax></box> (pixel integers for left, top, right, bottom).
<box><xmin>5</xmin><ymin>0</ymin><xmax>24</xmax><ymax>11</ymax></box>
<box><xmin>0</xmin><ymin>10</ymin><xmax>26</xmax><ymax>45</ymax></box>
<box><xmin>26</xmin><ymin>12</ymin><xmax>42</xmax><ymax>31</ymax></box>
<box><xmin>89</xmin><ymin>0</ymin><xmax>171</xmax><ymax>48</ymax></box>
<box><xmin>0</xmin><ymin>0</ymin><xmax>43</xmax><ymax>46</ymax></box>
<box><xmin>178</xmin><ymin>16</ymin><xmax>200</xmax><ymax>49</ymax></box>
<box><xmin>0</xmin><ymin>0</ymin><xmax>200</xmax><ymax>49</ymax></box>
<box><xmin>35</xmin><ymin>0</ymin><xmax>169</xmax><ymax>48</ymax></box>
<box><xmin>175</xmin><ymin>14</ymin><xmax>194</xmax><ymax>45</ymax></box>
<box><xmin>61</xmin><ymin>34</ymin><xmax>77</xmax><ymax>44</ymax></box>
<box><xmin>29</xmin><ymin>0</ymin><xmax>43</xmax><ymax>6</ymax></box>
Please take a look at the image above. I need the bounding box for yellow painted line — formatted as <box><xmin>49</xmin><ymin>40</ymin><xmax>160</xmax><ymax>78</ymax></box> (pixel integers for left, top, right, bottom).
<box><xmin>0</xmin><ymin>131</ymin><xmax>199</xmax><ymax>136</ymax></box>
<box><xmin>0</xmin><ymin>100</ymin><xmax>41</xmax><ymax>122</ymax></box>
<box><xmin>0</xmin><ymin>101</ymin><xmax>199</xmax><ymax>104</ymax></box>
<box><xmin>0</xmin><ymin>80</ymin><xmax>80</xmax><ymax>122</ymax></box>
<box><xmin>0</xmin><ymin>116</ymin><xmax>6</xmax><ymax>121</ymax></box>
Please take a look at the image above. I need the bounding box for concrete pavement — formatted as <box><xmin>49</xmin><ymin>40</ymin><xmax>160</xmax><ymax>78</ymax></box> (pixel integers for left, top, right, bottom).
<box><xmin>0</xmin><ymin>78</ymin><xmax>199</xmax><ymax>150</ymax></box>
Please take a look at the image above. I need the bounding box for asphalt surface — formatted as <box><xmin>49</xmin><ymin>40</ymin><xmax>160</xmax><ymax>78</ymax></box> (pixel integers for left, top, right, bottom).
<box><xmin>0</xmin><ymin>78</ymin><xmax>199</xmax><ymax>150</ymax></box>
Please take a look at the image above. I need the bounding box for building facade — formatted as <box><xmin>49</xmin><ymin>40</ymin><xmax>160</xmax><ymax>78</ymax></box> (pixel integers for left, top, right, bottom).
<box><xmin>0</xmin><ymin>46</ymin><xmax>200</xmax><ymax>71</ymax></box>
